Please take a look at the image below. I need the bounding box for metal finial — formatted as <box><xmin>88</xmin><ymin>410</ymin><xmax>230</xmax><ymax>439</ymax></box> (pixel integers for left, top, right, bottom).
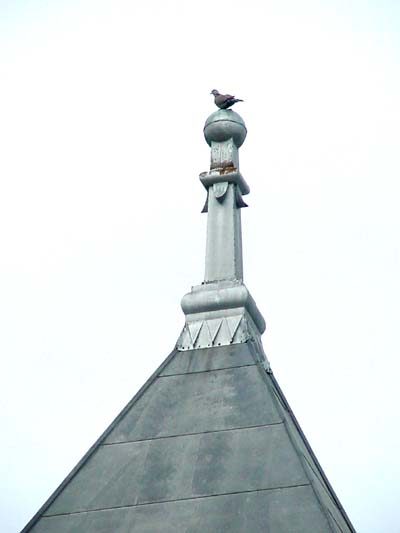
<box><xmin>204</xmin><ymin>109</ymin><xmax>247</xmax><ymax>148</ymax></box>
<box><xmin>177</xmin><ymin>105</ymin><xmax>266</xmax><ymax>352</ymax></box>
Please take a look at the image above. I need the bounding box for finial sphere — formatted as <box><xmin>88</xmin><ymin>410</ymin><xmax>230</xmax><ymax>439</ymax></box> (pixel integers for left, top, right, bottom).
<box><xmin>204</xmin><ymin>109</ymin><xmax>247</xmax><ymax>148</ymax></box>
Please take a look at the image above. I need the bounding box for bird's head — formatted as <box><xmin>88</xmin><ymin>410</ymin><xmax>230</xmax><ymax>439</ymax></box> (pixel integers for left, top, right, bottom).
<box><xmin>210</xmin><ymin>89</ymin><xmax>220</xmax><ymax>96</ymax></box>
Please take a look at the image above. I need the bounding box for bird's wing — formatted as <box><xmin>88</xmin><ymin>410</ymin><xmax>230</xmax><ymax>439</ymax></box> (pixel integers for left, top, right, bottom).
<box><xmin>222</xmin><ymin>93</ymin><xmax>235</xmax><ymax>100</ymax></box>
<box><xmin>216</xmin><ymin>93</ymin><xmax>235</xmax><ymax>106</ymax></box>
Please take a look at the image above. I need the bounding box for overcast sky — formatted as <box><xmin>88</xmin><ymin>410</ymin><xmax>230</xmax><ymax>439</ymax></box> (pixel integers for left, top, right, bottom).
<box><xmin>1</xmin><ymin>1</ymin><xmax>399</xmax><ymax>532</ymax></box>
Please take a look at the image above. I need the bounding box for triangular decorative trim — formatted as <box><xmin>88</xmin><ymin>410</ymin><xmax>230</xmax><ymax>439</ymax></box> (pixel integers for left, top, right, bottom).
<box><xmin>188</xmin><ymin>321</ymin><xmax>203</xmax><ymax>345</ymax></box>
<box><xmin>195</xmin><ymin>321</ymin><xmax>212</xmax><ymax>348</ymax></box>
<box><xmin>213</xmin><ymin>318</ymin><xmax>233</xmax><ymax>346</ymax></box>
<box><xmin>226</xmin><ymin>315</ymin><xmax>243</xmax><ymax>340</ymax></box>
<box><xmin>177</xmin><ymin>327</ymin><xmax>192</xmax><ymax>350</ymax></box>
<box><xmin>206</xmin><ymin>318</ymin><xmax>223</xmax><ymax>344</ymax></box>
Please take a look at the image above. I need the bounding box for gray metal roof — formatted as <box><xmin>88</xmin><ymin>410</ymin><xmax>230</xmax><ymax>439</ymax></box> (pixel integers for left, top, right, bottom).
<box><xmin>22</xmin><ymin>341</ymin><xmax>355</xmax><ymax>532</ymax></box>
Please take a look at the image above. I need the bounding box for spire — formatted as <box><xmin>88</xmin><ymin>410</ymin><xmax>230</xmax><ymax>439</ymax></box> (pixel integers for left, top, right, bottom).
<box><xmin>21</xmin><ymin>102</ymin><xmax>356</xmax><ymax>533</ymax></box>
<box><xmin>177</xmin><ymin>109</ymin><xmax>266</xmax><ymax>352</ymax></box>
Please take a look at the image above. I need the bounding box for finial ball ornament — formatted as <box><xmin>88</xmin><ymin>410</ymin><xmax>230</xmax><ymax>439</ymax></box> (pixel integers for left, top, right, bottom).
<box><xmin>204</xmin><ymin>109</ymin><xmax>247</xmax><ymax>148</ymax></box>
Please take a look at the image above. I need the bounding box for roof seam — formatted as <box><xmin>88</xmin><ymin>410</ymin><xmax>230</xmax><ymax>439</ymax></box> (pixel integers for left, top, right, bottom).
<box><xmin>327</xmin><ymin>508</ymin><xmax>346</xmax><ymax>533</ymax></box>
<box><xmin>104</xmin><ymin>421</ymin><xmax>284</xmax><ymax>446</ymax></box>
<box><xmin>302</xmin><ymin>454</ymin><xmax>342</xmax><ymax>508</ymax></box>
<box><xmin>299</xmin><ymin>455</ymin><xmax>336</xmax><ymax>533</ymax></box>
<box><xmin>159</xmin><ymin>362</ymin><xmax>256</xmax><ymax>377</ymax></box>
<box><xmin>265</xmin><ymin>370</ymin><xmax>355</xmax><ymax>532</ymax></box>
<box><xmin>258</xmin><ymin>370</ymin><xmax>336</xmax><ymax>532</ymax></box>
<box><xmin>42</xmin><ymin>483</ymin><xmax>311</xmax><ymax>518</ymax></box>
<box><xmin>20</xmin><ymin>347</ymin><xmax>180</xmax><ymax>533</ymax></box>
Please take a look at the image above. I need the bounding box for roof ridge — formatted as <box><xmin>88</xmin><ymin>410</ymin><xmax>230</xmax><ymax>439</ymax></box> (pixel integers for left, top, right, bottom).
<box><xmin>265</xmin><ymin>369</ymin><xmax>356</xmax><ymax>533</ymax></box>
<box><xmin>20</xmin><ymin>347</ymin><xmax>179</xmax><ymax>533</ymax></box>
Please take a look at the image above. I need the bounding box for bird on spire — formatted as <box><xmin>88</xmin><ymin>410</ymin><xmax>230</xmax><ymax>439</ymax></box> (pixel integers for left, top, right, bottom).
<box><xmin>211</xmin><ymin>89</ymin><xmax>243</xmax><ymax>109</ymax></box>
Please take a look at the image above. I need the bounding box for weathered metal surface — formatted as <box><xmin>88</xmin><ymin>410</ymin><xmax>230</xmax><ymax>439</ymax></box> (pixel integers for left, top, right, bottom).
<box><xmin>22</xmin><ymin>344</ymin><xmax>354</xmax><ymax>532</ymax></box>
<box><xmin>44</xmin><ymin>424</ymin><xmax>308</xmax><ymax>515</ymax></box>
<box><xmin>181</xmin><ymin>281</ymin><xmax>260</xmax><ymax>317</ymax></box>
<box><xmin>177</xmin><ymin>312</ymin><xmax>260</xmax><ymax>350</ymax></box>
<box><xmin>30</xmin><ymin>486</ymin><xmax>332</xmax><ymax>533</ymax></box>
<box><xmin>160</xmin><ymin>342</ymin><xmax>257</xmax><ymax>375</ymax></box>
<box><xmin>204</xmin><ymin>109</ymin><xmax>247</xmax><ymax>148</ymax></box>
<box><xmin>178</xmin><ymin>280</ymin><xmax>266</xmax><ymax>351</ymax></box>
<box><xmin>205</xmin><ymin>182</ymin><xmax>242</xmax><ymax>281</ymax></box>
<box><xmin>235</xmin><ymin>187</ymin><xmax>248</xmax><ymax>208</ymax></box>
<box><xmin>213</xmin><ymin>181</ymin><xmax>229</xmax><ymax>201</ymax></box>
<box><xmin>210</xmin><ymin>138</ymin><xmax>239</xmax><ymax>170</ymax></box>
<box><xmin>104</xmin><ymin>365</ymin><xmax>282</xmax><ymax>444</ymax></box>
<box><xmin>179</xmin><ymin>108</ymin><xmax>265</xmax><ymax>351</ymax></box>
<box><xmin>270</xmin><ymin>378</ymin><xmax>355</xmax><ymax>532</ymax></box>
<box><xmin>199</xmin><ymin>169</ymin><xmax>250</xmax><ymax>195</ymax></box>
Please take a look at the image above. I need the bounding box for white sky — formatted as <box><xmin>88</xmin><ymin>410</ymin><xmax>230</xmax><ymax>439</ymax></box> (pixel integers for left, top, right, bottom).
<box><xmin>1</xmin><ymin>1</ymin><xmax>399</xmax><ymax>532</ymax></box>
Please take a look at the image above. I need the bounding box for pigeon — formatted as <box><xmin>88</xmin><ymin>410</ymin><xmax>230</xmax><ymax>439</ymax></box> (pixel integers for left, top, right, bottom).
<box><xmin>211</xmin><ymin>89</ymin><xmax>243</xmax><ymax>109</ymax></box>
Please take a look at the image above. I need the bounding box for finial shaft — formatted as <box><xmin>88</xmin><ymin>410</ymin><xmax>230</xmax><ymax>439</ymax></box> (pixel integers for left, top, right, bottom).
<box><xmin>205</xmin><ymin>182</ymin><xmax>243</xmax><ymax>282</ymax></box>
<box><xmin>177</xmin><ymin>109</ymin><xmax>266</xmax><ymax>351</ymax></box>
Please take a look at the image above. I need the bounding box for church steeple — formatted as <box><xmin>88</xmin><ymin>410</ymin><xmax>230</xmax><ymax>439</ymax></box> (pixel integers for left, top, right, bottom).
<box><xmin>21</xmin><ymin>103</ymin><xmax>355</xmax><ymax>533</ymax></box>
<box><xmin>178</xmin><ymin>109</ymin><xmax>266</xmax><ymax>352</ymax></box>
